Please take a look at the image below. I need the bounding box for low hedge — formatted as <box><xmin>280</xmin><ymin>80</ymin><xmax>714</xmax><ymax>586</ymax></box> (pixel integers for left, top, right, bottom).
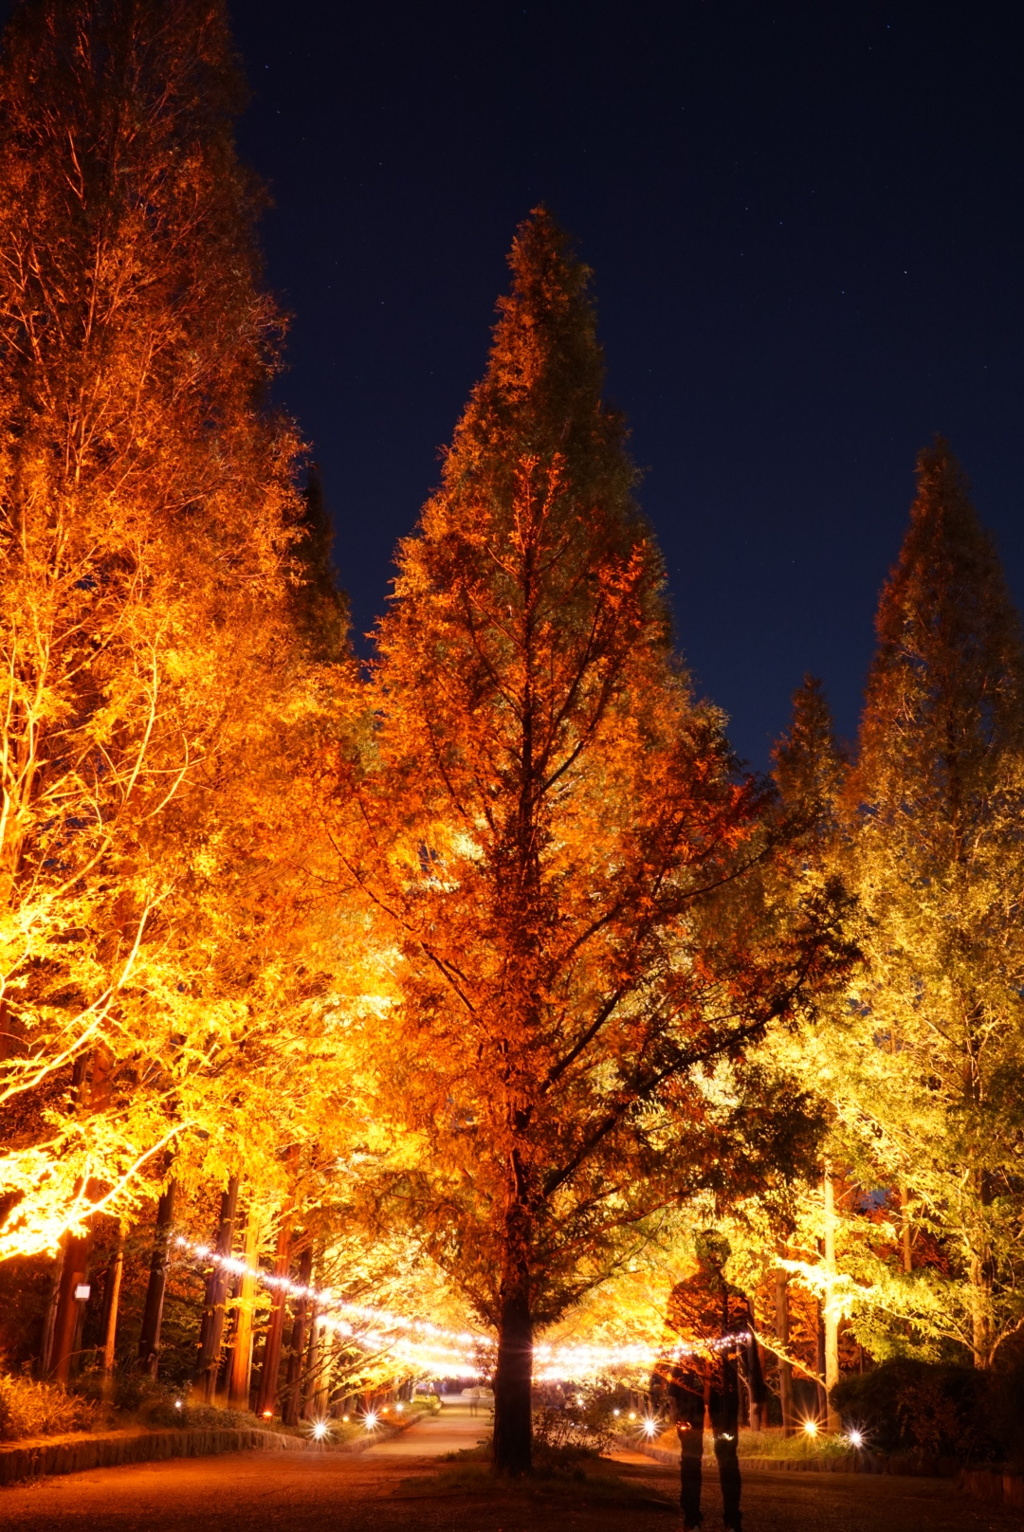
<box><xmin>832</xmin><ymin>1354</ymin><xmax>1024</xmax><ymax>1468</ymax></box>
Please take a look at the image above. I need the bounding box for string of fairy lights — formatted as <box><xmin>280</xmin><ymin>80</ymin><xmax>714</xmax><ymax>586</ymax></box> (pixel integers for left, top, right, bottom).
<box><xmin>172</xmin><ymin>1233</ymin><xmax>743</xmax><ymax>1382</ymax></box>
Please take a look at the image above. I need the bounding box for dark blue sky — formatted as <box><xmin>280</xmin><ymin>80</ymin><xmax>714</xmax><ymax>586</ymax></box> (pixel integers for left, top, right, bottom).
<box><xmin>230</xmin><ymin>0</ymin><xmax>1022</xmax><ymax>766</ymax></box>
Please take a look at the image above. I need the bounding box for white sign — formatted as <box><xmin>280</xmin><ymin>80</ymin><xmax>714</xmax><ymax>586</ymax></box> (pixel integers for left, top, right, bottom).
<box><xmin>74</xmin><ymin>1284</ymin><xmax>91</xmax><ymax>1301</ymax></box>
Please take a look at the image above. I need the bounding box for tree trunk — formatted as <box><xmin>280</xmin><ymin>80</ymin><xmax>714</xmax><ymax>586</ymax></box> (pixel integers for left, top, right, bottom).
<box><xmin>99</xmin><ymin>1228</ymin><xmax>125</xmax><ymax>1399</ymax></box>
<box><xmin>227</xmin><ymin>1208</ymin><xmax>259</xmax><ymax>1410</ymax></box>
<box><xmin>968</xmin><ymin>1170</ymin><xmax>993</xmax><ymax>1367</ymax></box>
<box><xmin>138</xmin><ymin>1182</ymin><xmax>176</xmax><ymax>1376</ymax></box>
<box><xmin>49</xmin><ymin>1231</ymin><xmax>91</xmax><ymax>1385</ymax></box>
<box><xmin>492</xmin><ymin>1209</ymin><xmax>533</xmax><ymax>1477</ymax></box>
<box><xmin>814</xmin><ymin>1301</ymin><xmax>827</xmax><ymax>1424</ymax></box>
<box><xmin>822</xmin><ymin>1172</ymin><xmax>840</xmax><ymax>1430</ymax></box>
<box><xmin>49</xmin><ymin>1060</ymin><xmax>95</xmax><ymax>1384</ymax></box>
<box><xmin>282</xmin><ymin>1244</ymin><xmax>313</xmax><ymax>1426</ymax></box>
<box><xmin>969</xmin><ymin>1248</ymin><xmax>993</xmax><ymax>1367</ymax></box>
<box><xmin>39</xmin><ymin>1248</ymin><xmax>63</xmax><ymax>1376</ymax></box>
<box><xmin>900</xmin><ymin>1185</ymin><xmax>913</xmax><ymax>1273</ymax></box>
<box><xmin>301</xmin><ymin>1306</ymin><xmax>321</xmax><ymax>1421</ymax></box>
<box><xmin>314</xmin><ymin>1328</ymin><xmax>331</xmax><ymax>1419</ymax></box>
<box><xmin>773</xmin><ymin>1268</ymin><xmax>795</xmax><ymax>1435</ymax></box>
<box><xmin>255</xmin><ymin>1223</ymin><xmax>291</xmax><ymax>1418</ymax></box>
<box><xmin>195</xmin><ymin>1176</ymin><xmax>239</xmax><ymax>1403</ymax></box>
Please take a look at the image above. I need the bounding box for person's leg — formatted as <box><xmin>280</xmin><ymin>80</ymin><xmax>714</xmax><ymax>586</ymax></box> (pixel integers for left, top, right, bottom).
<box><xmin>676</xmin><ymin>1388</ymin><xmax>705</xmax><ymax>1529</ymax></box>
<box><xmin>710</xmin><ymin>1388</ymin><xmax>742</xmax><ymax>1530</ymax></box>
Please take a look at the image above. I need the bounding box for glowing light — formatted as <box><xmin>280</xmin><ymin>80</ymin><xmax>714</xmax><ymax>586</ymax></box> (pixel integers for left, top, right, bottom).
<box><xmin>847</xmin><ymin>1429</ymin><xmax>864</xmax><ymax>1449</ymax></box>
<box><xmin>262</xmin><ymin>1409</ymin><xmax>273</xmax><ymax>1419</ymax></box>
<box><xmin>381</xmin><ymin>1405</ymin><xmax>389</xmax><ymax>1413</ymax></box>
<box><xmin>174</xmin><ymin>1400</ymin><xmax>183</xmax><ymax>1410</ymax></box>
<box><xmin>363</xmin><ymin>1411</ymin><xmax>379</xmax><ymax>1431</ymax></box>
<box><xmin>641</xmin><ymin>1418</ymin><xmax>658</xmax><ymax>1438</ymax></box>
<box><xmin>342</xmin><ymin>1414</ymin><xmax>350</xmax><ymax>1422</ymax></box>
<box><xmin>802</xmin><ymin>1419</ymin><xmax>819</xmax><ymax>1437</ymax></box>
<box><xmin>395</xmin><ymin>1403</ymin><xmax>404</xmax><ymax>1413</ymax></box>
<box><xmin>310</xmin><ymin>1420</ymin><xmax>331</xmax><ymax>1442</ymax></box>
<box><xmin>170</xmin><ymin>1231</ymin><xmax>736</xmax><ymax>1384</ymax></box>
<box><xmin>612</xmin><ymin>1409</ymin><xmax>620</xmax><ymax>1417</ymax></box>
<box><xmin>628</xmin><ymin>1412</ymin><xmax>637</xmax><ymax>1421</ymax></box>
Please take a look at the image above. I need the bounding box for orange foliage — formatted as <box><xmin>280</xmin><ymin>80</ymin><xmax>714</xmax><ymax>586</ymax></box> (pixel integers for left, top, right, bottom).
<box><xmin>333</xmin><ymin>211</ymin><xmax>851</xmax><ymax>1470</ymax></box>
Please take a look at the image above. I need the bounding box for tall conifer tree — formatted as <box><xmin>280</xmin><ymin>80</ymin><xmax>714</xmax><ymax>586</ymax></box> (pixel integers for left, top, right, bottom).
<box><xmin>0</xmin><ymin>0</ymin><xmax>335</xmax><ymax>1257</ymax></box>
<box><xmin>845</xmin><ymin>441</ymin><xmax>1024</xmax><ymax>1363</ymax></box>
<box><xmin>348</xmin><ymin>211</ymin><xmax>850</xmax><ymax>1471</ymax></box>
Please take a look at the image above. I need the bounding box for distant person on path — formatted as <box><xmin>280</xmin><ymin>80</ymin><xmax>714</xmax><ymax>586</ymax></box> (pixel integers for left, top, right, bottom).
<box><xmin>653</xmin><ymin>1230</ymin><xmax>765</xmax><ymax>1532</ymax></box>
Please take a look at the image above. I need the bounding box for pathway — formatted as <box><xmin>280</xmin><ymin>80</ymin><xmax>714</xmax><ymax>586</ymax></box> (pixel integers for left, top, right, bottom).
<box><xmin>0</xmin><ymin>1416</ymin><xmax>1018</xmax><ymax>1531</ymax></box>
<box><xmin>363</xmin><ymin>1396</ymin><xmax>490</xmax><ymax>1457</ymax></box>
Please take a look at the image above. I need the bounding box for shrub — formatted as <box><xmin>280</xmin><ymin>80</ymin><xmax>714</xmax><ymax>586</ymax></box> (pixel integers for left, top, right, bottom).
<box><xmin>532</xmin><ymin>1383</ymin><xmax>631</xmax><ymax>1462</ymax></box>
<box><xmin>0</xmin><ymin>1373</ymin><xmax>99</xmax><ymax>1440</ymax></box>
<box><xmin>989</xmin><ymin>1329</ymin><xmax>1024</xmax><ymax>1470</ymax></box>
<box><xmin>831</xmin><ymin>1359</ymin><xmax>998</xmax><ymax>1462</ymax></box>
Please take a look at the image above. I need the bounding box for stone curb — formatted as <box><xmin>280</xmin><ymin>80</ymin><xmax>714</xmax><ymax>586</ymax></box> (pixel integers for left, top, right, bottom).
<box><xmin>959</xmin><ymin>1467</ymin><xmax>1024</xmax><ymax>1510</ymax></box>
<box><xmin>0</xmin><ymin>1426</ymin><xmax>304</xmax><ymax>1488</ymax></box>
<box><xmin>0</xmin><ymin>1403</ymin><xmax>426</xmax><ymax>1488</ymax></box>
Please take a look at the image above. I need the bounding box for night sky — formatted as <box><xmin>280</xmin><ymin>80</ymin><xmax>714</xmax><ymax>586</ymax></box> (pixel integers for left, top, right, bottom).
<box><xmin>106</xmin><ymin>5</ymin><xmax>1024</xmax><ymax>762</ymax></box>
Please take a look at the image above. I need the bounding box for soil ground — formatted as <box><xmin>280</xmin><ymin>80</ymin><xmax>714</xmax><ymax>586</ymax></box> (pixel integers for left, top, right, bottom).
<box><xmin>0</xmin><ymin>1399</ymin><xmax>1018</xmax><ymax>1531</ymax></box>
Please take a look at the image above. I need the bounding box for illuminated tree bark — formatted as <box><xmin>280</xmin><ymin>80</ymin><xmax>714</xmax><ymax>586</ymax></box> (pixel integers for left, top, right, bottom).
<box><xmin>773</xmin><ymin>1270</ymin><xmax>795</xmax><ymax>1435</ymax></box>
<box><xmin>49</xmin><ymin>1231</ymin><xmax>90</xmax><ymax>1384</ymax></box>
<box><xmin>822</xmin><ymin>1172</ymin><xmax>840</xmax><ymax>1430</ymax></box>
<box><xmin>255</xmin><ymin>1223</ymin><xmax>292</xmax><ymax>1418</ymax></box>
<box><xmin>195</xmin><ymin>1177</ymin><xmax>238</xmax><ymax>1403</ymax></box>
<box><xmin>282</xmin><ymin>1245</ymin><xmax>313</xmax><ymax>1427</ymax></box>
<box><xmin>227</xmin><ymin>1208</ymin><xmax>260</xmax><ymax>1411</ymax></box>
<box><xmin>99</xmin><ymin>1228</ymin><xmax>124</xmax><ymax>1398</ymax></box>
<box><xmin>137</xmin><ymin>1182</ymin><xmax>176</xmax><ymax>1377</ymax></box>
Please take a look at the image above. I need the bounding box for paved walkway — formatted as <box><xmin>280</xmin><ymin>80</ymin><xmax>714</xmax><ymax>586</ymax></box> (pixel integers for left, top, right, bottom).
<box><xmin>0</xmin><ymin>1413</ymin><xmax>1018</xmax><ymax>1531</ymax></box>
<box><xmin>364</xmin><ymin>1397</ymin><xmax>490</xmax><ymax>1457</ymax></box>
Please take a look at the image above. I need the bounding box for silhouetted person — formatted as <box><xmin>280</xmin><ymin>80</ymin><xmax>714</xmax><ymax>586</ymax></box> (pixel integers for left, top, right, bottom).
<box><xmin>654</xmin><ymin>1231</ymin><xmax>765</xmax><ymax>1532</ymax></box>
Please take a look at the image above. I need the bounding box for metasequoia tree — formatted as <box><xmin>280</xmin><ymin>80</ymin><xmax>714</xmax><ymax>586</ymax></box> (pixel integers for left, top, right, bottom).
<box><xmin>0</xmin><ymin>0</ymin><xmax>321</xmax><ymax>1259</ymax></box>
<box><xmin>842</xmin><ymin>442</ymin><xmax>1024</xmax><ymax>1365</ymax></box>
<box><xmin>345</xmin><ymin>211</ymin><xmax>851</xmax><ymax>1472</ymax></box>
<box><xmin>772</xmin><ymin>447</ymin><xmax>1024</xmax><ymax>1368</ymax></box>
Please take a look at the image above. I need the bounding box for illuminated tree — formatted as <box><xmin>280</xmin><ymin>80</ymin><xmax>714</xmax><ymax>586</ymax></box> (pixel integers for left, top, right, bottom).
<box><xmin>770</xmin><ymin>446</ymin><xmax>1024</xmax><ymax>1371</ymax></box>
<box><xmin>842</xmin><ymin>441</ymin><xmax>1024</xmax><ymax>1365</ymax></box>
<box><xmin>343</xmin><ymin>210</ymin><xmax>851</xmax><ymax>1472</ymax></box>
<box><xmin>0</xmin><ymin>0</ymin><xmax>337</xmax><ymax>1262</ymax></box>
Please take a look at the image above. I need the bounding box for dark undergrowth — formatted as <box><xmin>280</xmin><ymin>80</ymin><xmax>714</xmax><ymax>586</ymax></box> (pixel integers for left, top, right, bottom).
<box><xmin>396</xmin><ymin>1445</ymin><xmax>673</xmax><ymax>1509</ymax></box>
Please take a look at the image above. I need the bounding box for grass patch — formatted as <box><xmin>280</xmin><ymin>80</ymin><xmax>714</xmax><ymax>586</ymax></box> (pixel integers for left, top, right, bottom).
<box><xmin>737</xmin><ymin>1430</ymin><xmax>855</xmax><ymax>1460</ymax></box>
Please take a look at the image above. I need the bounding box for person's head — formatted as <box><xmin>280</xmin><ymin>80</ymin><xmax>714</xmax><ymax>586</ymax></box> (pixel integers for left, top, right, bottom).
<box><xmin>693</xmin><ymin>1229</ymin><xmax>731</xmax><ymax>1270</ymax></box>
